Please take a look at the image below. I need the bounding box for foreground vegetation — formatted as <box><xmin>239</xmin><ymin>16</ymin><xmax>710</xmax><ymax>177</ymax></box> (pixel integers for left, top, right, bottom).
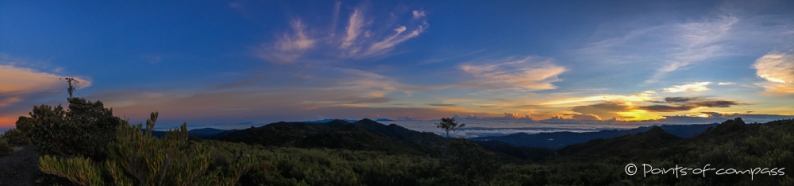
<box><xmin>1</xmin><ymin>97</ymin><xmax>792</xmax><ymax>185</ymax></box>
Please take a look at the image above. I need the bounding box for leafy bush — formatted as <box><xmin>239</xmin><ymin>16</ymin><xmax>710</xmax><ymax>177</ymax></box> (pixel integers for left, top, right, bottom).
<box><xmin>439</xmin><ymin>139</ymin><xmax>499</xmax><ymax>185</ymax></box>
<box><xmin>0</xmin><ymin>138</ymin><xmax>12</xmax><ymax>156</ymax></box>
<box><xmin>1</xmin><ymin>128</ymin><xmax>29</xmax><ymax>146</ymax></box>
<box><xmin>14</xmin><ymin>116</ymin><xmax>34</xmax><ymax>137</ymax></box>
<box><xmin>39</xmin><ymin>112</ymin><xmax>256</xmax><ymax>186</ymax></box>
<box><xmin>22</xmin><ymin>98</ymin><xmax>123</xmax><ymax>161</ymax></box>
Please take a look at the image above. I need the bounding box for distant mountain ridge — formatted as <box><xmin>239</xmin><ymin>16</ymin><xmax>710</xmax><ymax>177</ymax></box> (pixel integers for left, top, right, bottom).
<box><xmin>208</xmin><ymin>118</ymin><xmax>561</xmax><ymax>162</ymax></box>
<box><xmin>210</xmin><ymin>118</ymin><xmax>444</xmax><ymax>155</ymax></box>
<box><xmin>556</xmin><ymin>126</ymin><xmax>683</xmax><ymax>157</ymax></box>
<box><xmin>305</xmin><ymin>118</ymin><xmax>360</xmax><ymax>123</ymax></box>
<box><xmin>148</xmin><ymin>120</ymin><xmax>721</xmax><ymax>151</ymax></box>
<box><xmin>146</xmin><ymin>128</ymin><xmax>237</xmax><ymax>138</ymax></box>
<box><xmin>143</xmin><ymin>118</ymin><xmax>792</xmax><ymax>167</ymax></box>
<box><xmin>470</xmin><ymin>124</ymin><xmax>718</xmax><ymax>150</ymax></box>
<box><xmin>188</xmin><ymin>128</ymin><xmax>229</xmax><ymax>137</ymax></box>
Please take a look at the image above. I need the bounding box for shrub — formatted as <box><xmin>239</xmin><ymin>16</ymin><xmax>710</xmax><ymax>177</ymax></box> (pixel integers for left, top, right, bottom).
<box><xmin>1</xmin><ymin>128</ymin><xmax>29</xmax><ymax>146</ymax></box>
<box><xmin>0</xmin><ymin>138</ymin><xmax>12</xmax><ymax>156</ymax></box>
<box><xmin>14</xmin><ymin>116</ymin><xmax>34</xmax><ymax>139</ymax></box>
<box><xmin>438</xmin><ymin>139</ymin><xmax>499</xmax><ymax>186</ymax></box>
<box><xmin>39</xmin><ymin>112</ymin><xmax>256</xmax><ymax>186</ymax></box>
<box><xmin>22</xmin><ymin>98</ymin><xmax>123</xmax><ymax>161</ymax></box>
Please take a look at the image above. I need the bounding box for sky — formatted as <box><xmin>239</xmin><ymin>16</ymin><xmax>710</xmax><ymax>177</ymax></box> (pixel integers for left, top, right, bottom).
<box><xmin>1</xmin><ymin>0</ymin><xmax>794</xmax><ymax>132</ymax></box>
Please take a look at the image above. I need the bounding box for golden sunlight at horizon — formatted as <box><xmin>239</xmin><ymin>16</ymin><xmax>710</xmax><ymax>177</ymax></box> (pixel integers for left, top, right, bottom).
<box><xmin>616</xmin><ymin>109</ymin><xmax>665</xmax><ymax>121</ymax></box>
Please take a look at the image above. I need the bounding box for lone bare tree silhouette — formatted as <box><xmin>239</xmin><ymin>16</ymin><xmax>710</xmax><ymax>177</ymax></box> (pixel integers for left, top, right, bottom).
<box><xmin>435</xmin><ymin>117</ymin><xmax>465</xmax><ymax>138</ymax></box>
<box><xmin>63</xmin><ymin>77</ymin><xmax>80</xmax><ymax>98</ymax></box>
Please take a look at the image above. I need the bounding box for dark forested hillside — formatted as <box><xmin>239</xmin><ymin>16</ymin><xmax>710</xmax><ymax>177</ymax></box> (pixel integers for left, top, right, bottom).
<box><xmin>214</xmin><ymin>119</ymin><xmax>444</xmax><ymax>155</ymax></box>
<box><xmin>471</xmin><ymin>123</ymin><xmax>718</xmax><ymax>149</ymax></box>
<box><xmin>531</xmin><ymin>118</ymin><xmax>794</xmax><ymax>185</ymax></box>
<box><xmin>557</xmin><ymin>127</ymin><xmax>683</xmax><ymax>158</ymax></box>
<box><xmin>187</xmin><ymin>128</ymin><xmax>229</xmax><ymax>137</ymax></box>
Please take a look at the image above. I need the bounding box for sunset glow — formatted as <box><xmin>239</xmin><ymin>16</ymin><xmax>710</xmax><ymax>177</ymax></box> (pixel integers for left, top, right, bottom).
<box><xmin>616</xmin><ymin>110</ymin><xmax>665</xmax><ymax>121</ymax></box>
<box><xmin>1</xmin><ymin>0</ymin><xmax>794</xmax><ymax>131</ymax></box>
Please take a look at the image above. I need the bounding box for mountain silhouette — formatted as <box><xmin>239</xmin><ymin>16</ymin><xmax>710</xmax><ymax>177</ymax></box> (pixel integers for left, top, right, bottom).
<box><xmin>556</xmin><ymin>126</ymin><xmax>682</xmax><ymax>158</ymax></box>
<box><xmin>213</xmin><ymin>119</ymin><xmax>443</xmax><ymax>155</ymax></box>
<box><xmin>471</xmin><ymin>124</ymin><xmax>717</xmax><ymax>150</ymax></box>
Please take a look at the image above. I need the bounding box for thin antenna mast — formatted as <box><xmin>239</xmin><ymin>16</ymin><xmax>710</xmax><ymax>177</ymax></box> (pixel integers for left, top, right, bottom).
<box><xmin>63</xmin><ymin>77</ymin><xmax>79</xmax><ymax>98</ymax></box>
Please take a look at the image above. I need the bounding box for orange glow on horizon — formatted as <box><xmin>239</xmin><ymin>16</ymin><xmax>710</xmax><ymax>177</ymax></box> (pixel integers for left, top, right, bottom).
<box><xmin>0</xmin><ymin>115</ymin><xmax>20</xmax><ymax>129</ymax></box>
<box><xmin>616</xmin><ymin>109</ymin><xmax>665</xmax><ymax>121</ymax></box>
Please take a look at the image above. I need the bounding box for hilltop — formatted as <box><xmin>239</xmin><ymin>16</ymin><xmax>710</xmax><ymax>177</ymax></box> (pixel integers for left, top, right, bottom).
<box><xmin>213</xmin><ymin>118</ymin><xmax>443</xmax><ymax>155</ymax></box>
<box><xmin>471</xmin><ymin>123</ymin><xmax>717</xmax><ymax>150</ymax></box>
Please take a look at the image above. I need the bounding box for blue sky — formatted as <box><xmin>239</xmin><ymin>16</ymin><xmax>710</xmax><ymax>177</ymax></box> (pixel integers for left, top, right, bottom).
<box><xmin>2</xmin><ymin>0</ymin><xmax>794</xmax><ymax>129</ymax></box>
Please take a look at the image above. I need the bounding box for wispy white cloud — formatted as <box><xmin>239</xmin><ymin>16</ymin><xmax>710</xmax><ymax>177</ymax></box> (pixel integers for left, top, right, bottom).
<box><xmin>753</xmin><ymin>52</ymin><xmax>794</xmax><ymax>95</ymax></box>
<box><xmin>257</xmin><ymin>19</ymin><xmax>316</xmax><ymax>63</ymax></box>
<box><xmin>339</xmin><ymin>7</ymin><xmax>429</xmax><ymax>58</ymax></box>
<box><xmin>340</xmin><ymin>9</ymin><xmax>364</xmax><ymax>49</ymax></box>
<box><xmin>718</xmin><ymin>82</ymin><xmax>734</xmax><ymax>85</ymax></box>
<box><xmin>663</xmin><ymin>82</ymin><xmax>712</xmax><ymax>93</ymax></box>
<box><xmin>363</xmin><ymin>24</ymin><xmax>425</xmax><ymax>56</ymax></box>
<box><xmin>412</xmin><ymin>10</ymin><xmax>425</xmax><ymax>19</ymax></box>
<box><xmin>458</xmin><ymin>57</ymin><xmax>566</xmax><ymax>91</ymax></box>
<box><xmin>645</xmin><ymin>16</ymin><xmax>738</xmax><ymax>83</ymax></box>
<box><xmin>577</xmin><ymin>16</ymin><xmax>739</xmax><ymax>83</ymax></box>
<box><xmin>580</xmin><ymin>9</ymin><xmax>794</xmax><ymax>84</ymax></box>
<box><xmin>540</xmin><ymin>91</ymin><xmax>658</xmax><ymax>106</ymax></box>
<box><xmin>0</xmin><ymin>65</ymin><xmax>91</xmax><ymax>95</ymax></box>
<box><xmin>577</xmin><ymin>26</ymin><xmax>663</xmax><ymax>64</ymax></box>
<box><xmin>279</xmin><ymin>20</ymin><xmax>315</xmax><ymax>51</ymax></box>
<box><xmin>257</xmin><ymin>4</ymin><xmax>428</xmax><ymax>63</ymax></box>
<box><xmin>570</xmin><ymin>113</ymin><xmax>602</xmax><ymax>121</ymax></box>
<box><xmin>328</xmin><ymin>1</ymin><xmax>342</xmax><ymax>38</ymax></box>
<box><xmin>754</xmin><ymin>52</ymin><xmax>794</xmax><ymax>83</ymax></box>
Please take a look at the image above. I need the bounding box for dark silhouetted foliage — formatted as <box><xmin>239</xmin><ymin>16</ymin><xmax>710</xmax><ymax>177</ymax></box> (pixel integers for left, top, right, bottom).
<box><xmin>475</xmin><ymin>140</ymin><xmax>555</xmax><ymax>162</ymax></box>
<box><xmin>39</xmin><ymin>112</ymin><xmax>256</xmax><ymax>186</ymax></box>
<box><xmin>0</xmin><ymin>138</ymin><xmax>11</xmax><ymax>156</ymax></box>
<box><xmin>439</xmin><ymin>139</ymin><xmax>499</xmax><ymax>186</ymax></box>
<box><xmin>22</xmin><ymin>98</ymin><xmax>123</xmax><ymax>161</ymax></box>
<box><xmin>435</xmin><ymin>117</ymin><xmax>465</xmax><ymax>138</ymax></box>
<box><xmin>1</xmin><ymin>128</ymin><xmax>29</xmax><ymax>146</ymax></box>
<box><xmin>217</xmin><ymin>120</ymin><xmax>439</xmax><ymax>155</ymax></box>
<box><xmin>557</xmin><ymin>126</ymin><xmax>682</xmax><ymax>158</ymax></box>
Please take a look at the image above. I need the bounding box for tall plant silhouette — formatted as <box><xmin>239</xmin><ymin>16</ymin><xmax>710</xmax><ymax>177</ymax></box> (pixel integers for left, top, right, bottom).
<box><xmin>435</xmin><ymin>117</ymin><xmax>465</xmax><ymax>138</ymax></box>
